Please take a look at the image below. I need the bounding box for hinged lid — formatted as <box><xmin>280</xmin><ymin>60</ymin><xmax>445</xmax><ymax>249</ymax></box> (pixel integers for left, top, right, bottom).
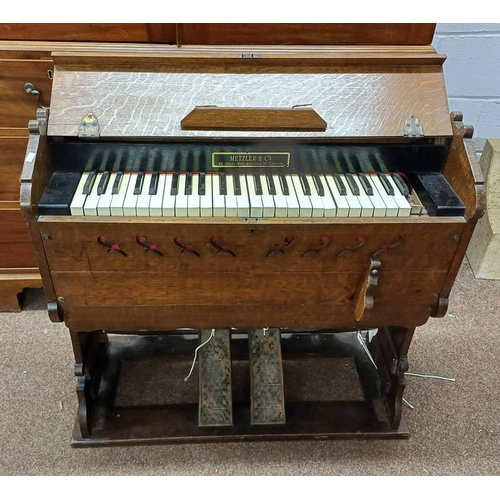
<box><xmin>47</xmin><ymin>45</ymin><xmax>452</xmax><ymax>140</ymax></box>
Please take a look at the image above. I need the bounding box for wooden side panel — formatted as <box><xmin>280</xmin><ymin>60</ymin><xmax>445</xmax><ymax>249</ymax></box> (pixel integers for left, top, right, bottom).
<box><xmin>176</xmin><ymin>24</ymin><xmax>436</xmax><ymax>46</ymax></box>
<box><xmin>0</xmin><ymin>24</ymin><xmax>176</xmax><ymax>43</ymax></box>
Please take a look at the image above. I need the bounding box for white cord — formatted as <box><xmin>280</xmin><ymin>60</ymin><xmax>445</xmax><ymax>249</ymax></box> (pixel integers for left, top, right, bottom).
<box><xmin>357</xmin><ymin>332</ymin><xmax>378</xmax><ymax>369</ymax></box>
<box><xmin>403</xmin><ymin>398</ymin><xmax>415</xmax><ymax>409</ymax></box>
<box><xmin>184</xmin><ymin>329</ymin><xmax>215</xmax><ymax>382</ymax></box>
<box><xmin>406</xmin><ymin>372</ymin><xmax>456</xmax><ymax>382</ymax></box>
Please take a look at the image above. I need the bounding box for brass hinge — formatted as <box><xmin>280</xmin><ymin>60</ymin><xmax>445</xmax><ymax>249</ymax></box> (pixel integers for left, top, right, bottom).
<box><xmin>78</xmin><ymin>112</ymin><xmax>100</xmax><ymax>138</ymax></box>
<box><xmin>403</xmin><ymin>114</ymin><xmax>424</xmax><ymax>138</ymax></box>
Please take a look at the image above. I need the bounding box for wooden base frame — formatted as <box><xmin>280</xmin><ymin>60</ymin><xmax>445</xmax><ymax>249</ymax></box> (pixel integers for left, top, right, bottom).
<box><xmin>70</xmin><ymin>327</ymin><xmax>412</xmax><ymax>447</ymax></box>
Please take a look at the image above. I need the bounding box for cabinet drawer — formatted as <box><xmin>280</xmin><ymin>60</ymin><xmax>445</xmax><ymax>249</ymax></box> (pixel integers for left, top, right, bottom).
<box><xmin>0</xmin><ymin>59</ymin><xmax>53</xmax><ymax>127</ymax></box>
<box><xmin>0</xmin><ymin>209</ymin><xmax>37</xmax><ymax>267</ymax></box>
<box><xmin>0</xmin><ymin>134</ymin><xmax>28</xmax><ymax>202</ymax></box>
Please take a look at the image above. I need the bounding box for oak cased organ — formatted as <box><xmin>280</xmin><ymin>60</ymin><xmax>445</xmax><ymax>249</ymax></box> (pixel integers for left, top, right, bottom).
<box><xmin>21</xmin><ymin>37</ymin><xmax>484</xmax><ymax>445</ymax></box>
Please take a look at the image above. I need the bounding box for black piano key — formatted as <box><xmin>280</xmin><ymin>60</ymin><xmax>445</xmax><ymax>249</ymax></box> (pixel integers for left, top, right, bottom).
<box><xmin>279</xmin><ymin>175</ymin><xmax>289</xmax><ymax>196</ymax></box>
<box><xmin>357</xmin><ymin>172</ymin><xmax>373</xmax><ymax>195</ymax></box>
<box><xmin>312</xmin><ymin>173</ymin><xmax>324</xmax><ymax>196</ymax></box>
<box><xmin>265</xmin><ymin>174</ymin><xmax>276</xmax><ymax>195</ymax></box>
<box><xmin>82</xmin><ymin>171</ymin><xmax>97</xmax><ymax>195</ymax></box>
<box><xmin>377</xmin><ymin>173</ymin><xmax>394</xmax><ymax>196</ymax></box>
<box><xmin>233</xmin><ymin>173</ymin><xmax>242</xmax><ymax>195</ymax></box>
<box><xmin>38</xmin><ymin>171</ymin><xmax>82</xmax><ymax>216</ymax></box>
<box><xmin>344</xmin><ymin>173</ymin><xmax>360</xmax><ymax>196</ymax></box>
<box><xmin>149</xmin><ymin>172</ymin><xmax>160</xmax><ymax>195</ymax></box>
<box><xmin>299</xmin><ymin>174</ymin><xmax>311</xmax><ymax>196</ymax></box>
<box><xmin>198</xmin><ymin>172</ymin><xmax>206</xmax><ymax>195</ymax></box>
<box><xmin>171</xmin><ymin>172</ymin><xmax>179</xmax><ymax>195</ymax></box>
<box><xmin>97</xmin><ymin>171</ymin><xmax>110</xmax><ymax>195</ymax></box>
<box><xmin>219</xmin><ymin>172</ymin><xmax>227</xmax><ymax>195</ymax></box>
<box><xmin>392</xmin><ymin>173</ymin><xmax>410</xmax><ymax>196</ymax></box>
<box><xmin>408</xmin><ymin>173</ymin><xmax>465</xmax><ymax>216</ymax></box>
<box><xmin>134</xmin><ymin>172</ymin><xmax>145</xmax><ymax>195</ymax></box>
<box><xmin>333</xmin><ymin>174</ymin><xmax>347</xmax><ymax>196</ymax></box>
<box><xmin>253</xmin><ymin>174</ymin><xmax>263</xmax><ymax>195</ymax></box>
<box><xmin>111</xmin><ymin>172</ymin><xmax>123</xmax><ymax>195</ymax></box>
<box><xmin>185</xmin><ymin>172</ymin><xmax>193</xmax><ymax>195</ymax></box>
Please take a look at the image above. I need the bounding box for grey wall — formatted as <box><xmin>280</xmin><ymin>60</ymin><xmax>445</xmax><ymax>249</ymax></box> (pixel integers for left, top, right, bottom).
<box><xmin>433</xmin><ymin>23</ymin><xmax>500</xmax><ymax>153</ymax></box>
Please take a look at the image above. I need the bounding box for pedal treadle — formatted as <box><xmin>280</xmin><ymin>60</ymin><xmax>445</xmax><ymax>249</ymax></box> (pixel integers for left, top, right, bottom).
<box><xmin>198</xmin><ymin>328</ymin><xmax>232</xmax><ymax>427</ymax></box>
<box><xmin>249</xmin><ymin>328</ymin><xmax>286</xmax><ymax>425</ymax></box>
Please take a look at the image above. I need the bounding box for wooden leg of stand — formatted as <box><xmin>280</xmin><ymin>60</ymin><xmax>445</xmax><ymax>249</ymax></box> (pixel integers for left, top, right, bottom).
<box><xmin>70</xmin><ymin>330</ymin><xmax>109</xmax><ymax>439</ymax></box>
<box><xmin>369</xmin><ymin>326</ymin><xmax>414</xmax><ymax>429</ymax></box>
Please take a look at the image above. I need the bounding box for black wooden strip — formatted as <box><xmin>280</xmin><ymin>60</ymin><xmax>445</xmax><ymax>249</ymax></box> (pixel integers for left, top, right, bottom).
<box><xmin>149</xmin><ymin>172</ymin><xmax>160</xmax><ymax>195</ymax></box>
<box><xmin>82</xmin><ymin>171</ymin><xmax>96</xmax><ymax>195</ymax></box>
<box><xmin>377</xmin><ymin>173</ymin><xmax>394</xmax><ymax>195</ymax></box>
<box><xmin>97</xmin><ymin>171</ymin><xmax>110</xmax><ymax>195</ymax></box>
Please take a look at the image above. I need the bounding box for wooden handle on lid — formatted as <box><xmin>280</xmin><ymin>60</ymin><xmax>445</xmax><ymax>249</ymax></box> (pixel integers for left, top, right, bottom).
<box><xmin>181</xmin><ymin>106</ymin><xmax>327</xmax><ymax>132</ymax></box>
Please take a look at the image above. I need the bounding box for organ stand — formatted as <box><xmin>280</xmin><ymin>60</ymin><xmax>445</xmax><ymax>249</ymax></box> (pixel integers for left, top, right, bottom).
<box><xmin>20</xmin><ymin>34</ymin><xmax>484</xmax><ymax>446</ymax></box>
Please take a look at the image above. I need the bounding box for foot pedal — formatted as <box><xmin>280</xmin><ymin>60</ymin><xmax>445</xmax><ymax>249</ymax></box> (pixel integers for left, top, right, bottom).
<box><xmin>249</xmin><ymin>328</ymin><xmax>286</xmax><ymax>425</ymax></box>
<box><xmin>198</xmin><ymin>328</ymin><xmax>233</xmax><ymax>427</ymax></box>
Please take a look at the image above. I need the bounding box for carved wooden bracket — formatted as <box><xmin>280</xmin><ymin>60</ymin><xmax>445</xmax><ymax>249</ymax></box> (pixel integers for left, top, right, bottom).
<box><xmin>354</xmin><ymin>257</ymin><xmax>381</xmax><ymax>322</ymax></box>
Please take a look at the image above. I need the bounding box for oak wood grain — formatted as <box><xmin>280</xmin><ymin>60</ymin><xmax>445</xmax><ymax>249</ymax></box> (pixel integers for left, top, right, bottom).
<box><xmin>47</xmin><ymin>70</ymin><xmax>452</xmax><ymax>139</ymax></box>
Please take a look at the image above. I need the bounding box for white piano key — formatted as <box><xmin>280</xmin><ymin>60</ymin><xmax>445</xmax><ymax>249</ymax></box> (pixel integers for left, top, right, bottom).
<box><xmin>83</xmin><ymin>172</ymin><xmax>103</xmax><ymax>216</ymax></box>
<box><xmin>281</xmin><ymin>175</ymin><xmax>300</xmax><ymax>218</ymax></box>
<box><xmin>162</xmin><ymin>174</ymin><xmax>176</xmax><ymax>216</ymax></box>
<box><xmin>369</xmin><ymin>174</ymin><xmax>399</xmax><ymax>217</ymax></box>
<box><xmin>236</xmin><ymin>175</ymin><xmax>250</xmax><ymax>218</ymax></box>
<box><xmin>318</xmin><ymin>175</ymin><xmax>337</xmax><ymax>217</ymax></box>
<box><xmin>149</xmin><ymin>173</ymin><xmax>166</xmax><ymax>216</ymax></box>
<box><xmin>272</xmin><ymin>174</ymin><xmax>289</xmax><ymax>217</ymax></box>
<box><xmin>358</xmin><ymin>173</ymin><xmax>387</xmax><ymax>217</ymax></box>
<box><xmin>384</xmin><ymin>174</ymin><xmax>412</xmax><ymax>217</ymax></box>
<box><xmin>349</xmin><ymin>174</ymin><xmax>374</xmax><ymax>217</ymax></box>
<box><xmin>187</xmin><ymin>173</ymin><xmax>201</xmax><ymax>217</ymax></box>
<box><xmin>200</xmin><ymin>174</ymin><xmax>213</xmax><ymax>217</ymax></box>
<box><xmin>225</xmin><ymin>174</ymin><xmax>239</xmax><ymax>217</ymax></box>
<box><xmin>70</xmin><ymin>172</ymin><xmax>92</xmax><ymax>216</ymax></box>
<box><xmin>175</xmin><ymin>174</ymin><xmax>188</xmax><ymax>217</ymax></box>
<box><xmin>136</xmin><ymin>172</ymin><xmax>153</xmax><ymax>216</ymax></box>
<box><xmin>110</xmin><ymin>173</ymin><xmax>131</xmax><ymax>216</ymax></box>
<box><xmin>122</xmin><ymin>173</ymin><xmax>140</xmax><ymax>216</ymax></box>
<box><xmin>247</xmin><ymin>174</ymin><xmax>263</xmax><ymax>218</ymax></box>
<box><xmin>97</xmin><ymin>172</ymin><xmax>117</xmax><ymax>216</ymax></box>
<box><xmin>211</xmin><ymin>174</ymin><xmax>226</xmax><ymax>217</ymax></box>
<box><xmin>324</xmin><ymin>174</ymin><xmax>349</xmax><ymax>217</ymax></box>
<box><xmin>305</xmin><ymin>174</ymin><xmax>324</xmax><ymax>217</ymax></box>
<box><xmin>339</xmin><ymin>174</ymin><xmax>361</xmax><ymax>218</ymax></box>
<box><xmin>291</xmin><ymin>175</ymin><xmax>312</xmax><ymax>217</ymax></box>
<box><xmin>260</xmin><ymin>174</ymin><xmax>275</xmax><ymax>218</ymax></box>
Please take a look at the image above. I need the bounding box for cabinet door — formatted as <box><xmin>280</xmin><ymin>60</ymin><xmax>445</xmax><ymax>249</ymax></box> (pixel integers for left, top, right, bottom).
<box><xmin>0</xmin><ymin>59</ymin><xmax>54</xmax><ymax>128</ymax></box>
<box><xmin>0</xmin><ymin>24</ymin><xmax>177</xmax><ymax>43</ymax></box>
<box><xmin>0</xmin><ymin>135</ymin><xmax>28</xmax><ymax>202</ymax></box>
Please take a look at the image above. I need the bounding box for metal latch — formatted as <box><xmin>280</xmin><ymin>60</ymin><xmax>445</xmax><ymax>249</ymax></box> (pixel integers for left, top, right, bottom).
<box><xmin>78</xmin><ymin>112</ymin><xmax>100</xmax><ymax>138</ymax></box>
<box><xmin>403</xmin><ymin>114</ymin><xmax>424</xmax><ymax>138</ymax></box>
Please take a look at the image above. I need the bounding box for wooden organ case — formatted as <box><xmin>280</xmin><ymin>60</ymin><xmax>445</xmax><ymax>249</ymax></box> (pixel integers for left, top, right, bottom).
<box><xmin>20</xmin><ymin>37</ymin><xmax>484</xmax><ymax>446</ymax></box>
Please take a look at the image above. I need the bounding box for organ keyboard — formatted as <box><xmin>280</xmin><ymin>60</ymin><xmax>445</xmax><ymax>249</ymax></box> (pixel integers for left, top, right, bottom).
<box><xmin>20</xmin><ymin>36</ymin><xmax>483</xmax><ymax>446</ymax></box>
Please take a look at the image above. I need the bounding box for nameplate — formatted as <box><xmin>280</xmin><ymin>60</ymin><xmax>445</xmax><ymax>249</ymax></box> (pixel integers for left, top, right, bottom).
<box><xmin>212</xmin><ymin>152</ymin><xmax>290</xmax><ymax>168</ymax></box>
